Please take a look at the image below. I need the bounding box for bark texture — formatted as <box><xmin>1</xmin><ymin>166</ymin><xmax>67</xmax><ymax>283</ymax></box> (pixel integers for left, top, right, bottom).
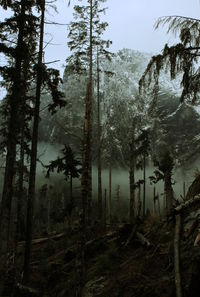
<box><xmin>174</xmin><ymin>214</ymin><xmax>182</xmax><ymax>297</ymax></box>
<box><xmin>23</xmin><ymin>0</ymin><xmax>45</xmax><ymax>284</ymax></box>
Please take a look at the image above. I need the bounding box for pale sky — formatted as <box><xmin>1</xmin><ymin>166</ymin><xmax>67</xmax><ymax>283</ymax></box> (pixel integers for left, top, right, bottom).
<box><xmin>1</xmin><ymin>0</ymin><xmax>200</xmax><ymax>78</ymax></box>
<box><xmin>43</xmin><ymin>0</ymin><xmax>200</xmax><ymax>76</ymax></box>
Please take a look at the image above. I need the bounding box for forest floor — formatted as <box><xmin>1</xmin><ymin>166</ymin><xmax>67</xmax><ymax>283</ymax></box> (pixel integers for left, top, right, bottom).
<box><xmin>8</xmin><ymin>216</ymin><xmax>200</xmax><ymax>297</ymax></box>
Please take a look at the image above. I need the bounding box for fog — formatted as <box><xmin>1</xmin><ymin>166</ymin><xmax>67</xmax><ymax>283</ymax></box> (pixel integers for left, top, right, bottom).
<box><xmin>0</xmin><ymin>142</ymin><xmax>198</xmax><ymax>215</ymax></box>
<box><xmin>36</xmin><ymin>143</ymin><xmax>198</xmax><ymax>214</ymax></box>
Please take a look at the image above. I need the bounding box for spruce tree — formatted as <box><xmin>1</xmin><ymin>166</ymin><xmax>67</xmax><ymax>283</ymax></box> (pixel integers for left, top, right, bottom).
<box><xmin>67</xmin><ymin>0</ymin><xmax>111</xmax><ymax>226</ymax></box>
<box><xmin>23</xmin><ymin>0</ymin><xmax>66</xmax><ymax>283</ymax></box>
<box><xmin>0</xmin><ymin>1</ymin><xmax>39</xmax><ymax>290</ymax></box>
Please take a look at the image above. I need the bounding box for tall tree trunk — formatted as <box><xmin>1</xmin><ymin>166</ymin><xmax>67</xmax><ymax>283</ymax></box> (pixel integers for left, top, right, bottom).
<box><xmin>81</xmin><ymin>0</ymin><xmax>93</xmax><ymax>229</ymax></box>
<box><xmin>183</xmin><ymin>181</ymin><xmax>186</xmax><ymax>200</ymax></box>
<box><xmin>143</xmin><ymin>154</ymin><xmax>146</xmax><ymax>217</ymax></box>
<box><xmin>14</xmin><ymin>57</ymin><xmax>29</xmax><ymax>260</ymax></box>
<box><xmin>108</xmin><ymin>164</ymin><xmax>112</xmax><ymax>225</ymax></box>
<box><xmin>97</xmin><ymin>47</ymin><xmax>102</xmax><ymax>224</ymax></box>
<box><xmin>0</xmin><ymin>0</ymin><xmax>26</xmax><ymax>291</ymax></box>
<box><xmin>137</xmin><ymin>183</ymin><xmax>141</xmax><ymax>217</ymax></box>
<box><xmin>23</xmin><ymin>0</ymin><xmax>45</xmax><ymax>284</ymax></box>
<box><xmin>70</xmin><ymin>173</ymin><xmax>73</xmax><ymax>205</ymax></box>
<box><xmin>129</xmin><ymin>125</ymin><xmax>135</xmax><ymax>224</ymax></box>
<box><xmin>104</xmin><ymin>188</ymin><xmax>107</xmax><ymax>228</ymax></box>
<box><xmin>14</xmin><ymin>94</ymin><xmax>26</xmax><ymax>260</ymax></box>
<box><xmin>157</xmin><ymin>193</ymin><xmax>161</xmax><ymax>218</ymax></box>
<box><xmin>174</xmin><ymin>214</ymin><xmax>182</xmax><ymax>297</ymax></box>
<box><xmin>79</xmin><ymin>2</ymin><xmax>93</xmax><ymax>293</ymax></box>
<box><xmin>68</xmin><ymin>173</ymin><xmax>73</xmax><ymax>231</ymax></box>
<box><xmin>164</xmin><ymin>171</ymin><xmax>173</xmax><ymax>216</ymax></box>
<box><xmin>153</xmin><ymin>186</ymin><xmax>157</xmax><ymax>215</ymax></box>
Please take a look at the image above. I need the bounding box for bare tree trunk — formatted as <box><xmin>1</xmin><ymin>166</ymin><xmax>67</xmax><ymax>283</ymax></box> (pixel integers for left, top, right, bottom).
<box><xmin>157</xmin><ymin>193</ymin><xmax>161</xmax><ymax>218</ymax></box>
<box><xmin>153</xmin><ymin>186</ymin><xmax>156</xmax><ymax>215</ymax></box>
<box><xmin>108</xmin><ymin>165</ymin><xmax>112</xmax><ymax>225</ymax></box>
<box><xmin>129</xmin><ymin>125</ymin><xmax>135</xmax><ymax>224</ymax></box>
<box><xmin>14</xmin><ymin>57</ymin><xmax>29</xmax><ymax>260</ymax></box>
<box><xmin>183</xmin><ymin>182</ymin><xmax>186</xmax><ymax>200</ymax></box>
<box><xmin>97</xmin><ymin>47</ymin><xmax>102</xmax><ymax>224</ymax></box>
<box><xmin>143</xmin><ymin>154</ymin><xmax>146</xmax><ymax>217</ymax></box>
<box><xmin>47</xmin><ymin>190</ymin><xmax>51</xmax><ymax>234</ymax></box>
<box><xmin>174</xmin><ymin>214</ymin><xmax>182</xmax><ymax>297</ymax></box>
<box><xmin>137</xmin><ymin>184</ymin><xmax>141</xmax><ymax>217</ymax></box>
<box><xmin>81</xmin><ymin>0</ymin><xmax>93</xmax><ymax>227</ymax></box>
<box><xmin>23</xmin><ymin>0</ymin><xmax>45</xmax><ymax>284</ymax></box>
<box><xmin>164</xmin><ymin>171</ymin><xmax>173</xmax><ymax>216</ymax></box>
<box><xmin>14</xmin><ymin>108</ymin><xmax>25</xmax><ymax>260</ymax></box>
<box><xmin>68</xmin><ymin>173</ymin><xmax>73</xmax><ymax>231</ymax></box>
<box><xmin>79</xmin><ymin>1</ymin><xmax>93</xmax><ymax>294</ymax></box>
<box><xmin>70</xmin><ymin>173</ymin><xmax>73</xmax><ymax>204</ymax></box>
<box><xmin>104</xmin><ymin>188</ymin><xmax>107</xmax><ymax>228</ymax></box>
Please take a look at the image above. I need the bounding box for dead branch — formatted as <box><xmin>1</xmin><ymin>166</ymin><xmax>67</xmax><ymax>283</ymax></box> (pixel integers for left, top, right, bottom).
<box><xmin>15</xmin><ymin>283</ymin><xmax>40</xmax><ymax>296</ymax></box>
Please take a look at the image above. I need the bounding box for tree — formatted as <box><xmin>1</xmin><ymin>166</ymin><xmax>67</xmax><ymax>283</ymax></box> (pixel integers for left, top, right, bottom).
<box><xmin>46</xmin><ymin>146</ymin><xmax>81</xmax><ymax>198</ymax></box>
<box><xmin>67</xmin><ymin>0</ymin><xmax>111</xmax><ymax>226</ymax></box>
<box><xmin>46</xmin><ymin>145</ymin><xmax>81</xmax><ymax>229</ymax></box>
<box><xmin>150</xmin><ymin>150</ymin><xmax>175</xmax><ymax>216</ymax></box>
<box><xmin>135</xmin><ymin>128</ymin><xmax>151</xmax><ymax>217</ymax></box>
<box><xmin>129</xmin><ymin>124</ymin><xmax>135</xmax><ymax>223</ymax></box>
<box><xmin>22</xmin><ymin>0</ymin><xmax>46</xmax><ymax>284</ymax></box>
<box><xmin>0</xmin><ymin>1</ymin><xmax>39</xmax><ymax>291</ymax></box>
<box><xmin>139</xmin><ymin>15</ymin><xmax>200</xmax><ymax>106</ymax></box>
<box><xmin>23</xmin><ymin>0</ymin><xmax>66</xmax><ymax>284</ymax></box>
<box><xmin>96</xmin><ymin>48</ymin><xmax>103</xmax><ymax>224</ymax></box>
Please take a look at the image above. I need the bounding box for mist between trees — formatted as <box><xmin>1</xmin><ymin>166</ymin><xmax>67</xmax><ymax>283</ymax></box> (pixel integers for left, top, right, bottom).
<box><xmin>0</xmin><ymin>142</ymin><xmax>196</xmax><ymax>219</ymax></box>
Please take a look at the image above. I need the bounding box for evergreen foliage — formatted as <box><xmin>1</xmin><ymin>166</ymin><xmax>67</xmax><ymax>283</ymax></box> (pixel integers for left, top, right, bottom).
<box><xmin>139</xmin><ymin>15</ymin><xmax>200</xmax><ymax>104</ymax></box>
<box><xmin>46</xmin><ymin>145</ymin><xmax>81</xmax><ymax>180</ymax></box>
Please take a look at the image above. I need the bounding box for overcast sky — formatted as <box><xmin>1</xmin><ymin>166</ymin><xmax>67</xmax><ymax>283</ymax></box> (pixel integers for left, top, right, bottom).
<box><xmin>43</xmin><ymin>0</ymin><xmax>200</xmax><ymax>76</ymax></box>
<box><xmin>0</xmin><ymin>0</ymin><xmax>200</xmax><ymax>77</ymax></box>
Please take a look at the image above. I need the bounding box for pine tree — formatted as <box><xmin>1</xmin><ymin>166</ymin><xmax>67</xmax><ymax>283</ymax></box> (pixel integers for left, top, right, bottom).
<box><xmin>97</xmin><ymin>48</ymin><xmax>103</xmax><ymax>224</ymax></box>
<box><xmin>22</xmin><ymin>0</ymin><xmax>46</xmax><ymax>283</ymax></box>
<box><xmin>67</xmin><ymin>0</ymin><xmax>111</xmax><ymax>226</ymax></box>
<box><xmin>46</xmin><ymin>145</ymin><xmax>81</xmax><ymax>229</ymax></box>
<box><xmin>0</xmin><ymin>1</ymin><xmax>39</xmax><ymax>290</ymax></box>
<box><xmin>23</xmin><ymin>0</ymin><xmax>66</xmax><ymax>283</ymax></box>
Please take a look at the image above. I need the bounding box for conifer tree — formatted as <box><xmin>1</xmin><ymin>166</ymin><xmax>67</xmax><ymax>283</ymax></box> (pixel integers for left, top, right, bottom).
<box><xmin>139</xmin><ymin>15</ymin><xmax>200</xmax><ymax>105</ymax></box>
<box><xmin>23</xmin><ymin>0</ymin><xmax>66</xmax><ymax>283</ymax></box>
<box><xmin>0</xmin><ymin>1</ymin><xmax>39</xmax><ymax>290</ymax></box>
<box><xmin>67</xmin><ymin>0</ymin><xmax>111</xmax><ymax>226</ymax></box>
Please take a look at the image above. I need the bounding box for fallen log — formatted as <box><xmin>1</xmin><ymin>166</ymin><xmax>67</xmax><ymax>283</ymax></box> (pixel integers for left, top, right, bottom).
<box><xmin>185</xmin><ymin>174</ymin><xmax>200</xmax><ymax>200</ymax></box>
<box><xmin>124</xmin><ymin>226</ymin><xmax>151</xmax><ymax>247</ymax></box>
<box><xmin>136</xmin><ymin>232</ymin><xmax>151</xmax><ymax>247</ymax></box>
<box><xmin>174</xmin><ymin>195</ymin><xmax>200</xmax><ymax>214</ymax></box>
<box><xmin>18</xmin><ymin>232</ymin><xmax>65</xmax><ymax>247</ymax></box>
<box><xmin>15</xmin><ymin>283</ymin><xmax>40</xmax><ymax>296</ymax></box>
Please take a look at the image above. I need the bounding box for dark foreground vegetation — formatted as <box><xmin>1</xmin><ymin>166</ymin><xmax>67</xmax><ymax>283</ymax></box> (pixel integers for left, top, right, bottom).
<box><xmin>3</xmin><ymin>204</ymin><xmax>200</xmax><ymax>297</ymax></box>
